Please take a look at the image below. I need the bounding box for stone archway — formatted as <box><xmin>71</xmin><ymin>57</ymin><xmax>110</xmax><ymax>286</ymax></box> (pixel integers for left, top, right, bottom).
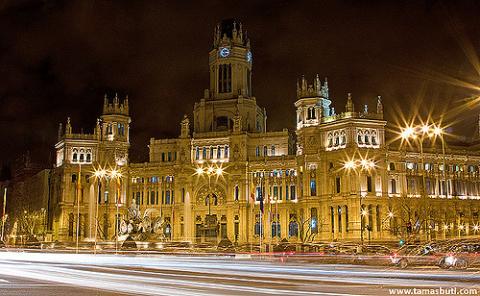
<box><xmin>194</xmin><ymin>183</ymin><xmax>226</xmax><ymax>242</ymax></box>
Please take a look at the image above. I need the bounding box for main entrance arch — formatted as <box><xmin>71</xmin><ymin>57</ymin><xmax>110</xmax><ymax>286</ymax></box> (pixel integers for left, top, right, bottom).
<box><xmin>194</xmin><ymin>184</ymin><xmax>226</xmax><ymax>243</ymax></box>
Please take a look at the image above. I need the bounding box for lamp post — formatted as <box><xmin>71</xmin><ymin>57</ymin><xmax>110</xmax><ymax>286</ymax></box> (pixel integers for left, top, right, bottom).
<box><xmin>343</xmin><ymin>157</ymin><xmax>375</xmax><ymax>245</ymax></box>
<box><xmin>93</xmin><ymin>168</ymin><xmax>107</xmax><ymax>254</ymax></box>
<box><xmin>92</xmin><ymin>167</ymin><xmax>122</xmax><ymax>254</ymax></box>
<box><xmin>195</xmin><ymin>164</ymin><xmax>224</xmax><ymax>242</ymax></box>
<box><xmin>400</xmin><ymin>122</ymin><xmax>445</xmax><ymax>241</ymax></box>
<box><xmin>1</xmin><ymin>188</ymin><xmax>7</xmax><ymax>243</ymax></box>
<box><xmin>110</xmin><ymin>169</ymin><xmax>122</xmax><ymax>254</ymax></box>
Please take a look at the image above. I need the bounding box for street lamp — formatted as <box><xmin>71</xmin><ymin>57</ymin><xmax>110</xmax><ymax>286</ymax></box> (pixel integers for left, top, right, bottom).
<box><xmin>93</xmin><ymin>167</ymin><xmax>107</xmax><ymax>253</ymax></box>
<box><xmin>194</xmin><ymin>164</ymin><xmax>224</xmax><ymax>241</ymax></box>
<box><xmin>342</xmin><ymin>157</ymin><xmax>375</xmax><ymax>244</ymax></box>
<box><xmin>91</xmin><ymin>166</ymin><xmax>123</xmax><ymax>254</ymax></box>
<box><xmin>398</xmin><ymin>122</ymin><xmax>446</xmax><ymax>241</ymax></box>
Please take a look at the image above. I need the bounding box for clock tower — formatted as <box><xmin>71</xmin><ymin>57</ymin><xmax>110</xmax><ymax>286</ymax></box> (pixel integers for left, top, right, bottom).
<box><xmin>210</xmin><ymin>19</ymin><xmax>252</xmax><ymax>99</ymax></box>
<box><xmin>194</xmin><ymin>19</ymin><xmax>266</xmax><ymax>134</ymax></box>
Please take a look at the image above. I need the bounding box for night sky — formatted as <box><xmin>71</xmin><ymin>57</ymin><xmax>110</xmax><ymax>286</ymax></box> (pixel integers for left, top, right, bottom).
<box><xmin>1</xmin><ymin>0</ymin><xmax>480</xmax><ymax>169</ymax></box>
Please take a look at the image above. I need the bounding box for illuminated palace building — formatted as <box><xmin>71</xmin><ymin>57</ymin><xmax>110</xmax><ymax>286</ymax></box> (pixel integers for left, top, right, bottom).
<box><xmin>51</xmin><ymin>20</ymin><xmax>480</xmax><ymax>244</ymax></box>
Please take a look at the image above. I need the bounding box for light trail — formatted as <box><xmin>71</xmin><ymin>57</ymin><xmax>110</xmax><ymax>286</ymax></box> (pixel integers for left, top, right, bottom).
<box><xmin>0</xmin><ymin>252</ymin><xmax>478</xmax><ymax>296</ymax></box>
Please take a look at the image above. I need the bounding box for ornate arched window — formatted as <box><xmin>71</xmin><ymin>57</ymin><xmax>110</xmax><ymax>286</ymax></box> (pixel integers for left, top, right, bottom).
<box><xmin>357</xmin><ymin>131</ymin><xmax>363</xmax><ymax>144</ymax></box>
<box><xmin>327</xmin><ymin>133</ymin><xmax>333</xmax><ymax>147</ymax></box>
<box><xmin>364</xmin><ymin>131</ymin><xmax>370</xmax><ymax>144</ymax></box>
<box><xmin>340</xmin><ymin>132</ymin><xmax>346</xmax><ymax>145</ymax></box>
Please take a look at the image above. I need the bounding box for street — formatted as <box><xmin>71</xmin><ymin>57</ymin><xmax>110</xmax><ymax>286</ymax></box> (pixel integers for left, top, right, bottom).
<box><xmin>0</xmin><ymin>251</ymin><xmax>479</xmax><ymax>295</ymax></box>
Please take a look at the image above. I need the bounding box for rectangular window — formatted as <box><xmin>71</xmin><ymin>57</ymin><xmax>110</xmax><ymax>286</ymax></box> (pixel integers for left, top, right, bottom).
<box><xmin>234</xmin><ymin>185</ymin><xmax>239</xmax><ymax>201</ymax></box>
<box><xmin>256</xmin><ymin>186</ymin><xmax>262</xmax><ymax>201</ymax></box>
<box><xmin>166</xmin><ymin>190</ymin><xmax>171</xmax><ymax>205</ymax></box>
<box><xmin>311</xmin><ymin>208</ymin><xmax>318</xmax><ymax>234</ymax></box>
<box><xmin>310</xmin><ymin>179</ymin><xmax>317</xmax><ymax>196</ymax></box>
<box><xmin>182</xmin><ymin>188</ymin><xmax>185</xmax><ymax>203</ymax></box>
<box><xmin>367</xmin><ymin>176</ymin><xmax>372</xmax><ymax>192</ymax></box>
<box><xmin>162</xmin><ymin>152</ymin><xmax>165</xmax><ymax>162</ymax></box>
<box><xmin>273</xmin><ymin>186</ymin><xmax>278</xmax><ymax>199</ymax></box>
<box><xmin>330</xmin><ymin>207</ymin><xmax>335</xmax><ymax>233</ymax></box>
<box><xmin>151</xmin><ymin>191</ymin><xmax>155</xmax><ymax>205</ymax></box>
<box><xmin>345</xmin><ymin>206</ymin><xmax>349</xmax><ymax>232</ymax></box>
<box><xmin>168</xmin><ymin>152</ymin><xmax>172</xmax><ymax>162</ymax></box>
<box><xmin>336</xmin><ymin>177</ymin><xmax>341</xmax><ymax>193</ymax></box>
<box><xmin>338</xmin><ymin>206</ymin><xmax>342</xmax><ymax>233</ymax></box>
<box><xmin>285</xmin><ymin>184</ymin><xmax>289</xmax><ymax>200</ymax></box>
<box><xmin>290</xmin><ymin>185</ymin><xmax>296</xmax><ymax>200</ymax></box>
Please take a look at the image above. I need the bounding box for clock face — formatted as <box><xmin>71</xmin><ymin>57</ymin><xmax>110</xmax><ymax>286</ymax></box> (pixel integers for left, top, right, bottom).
<box><xmin>219</xmin><ymin>47</ymin><xmax>230</xmax><ymax>58</ymax></box>
<box><xmin>246</xmin><ymin>51</ymin><xmax>252</xmax><ymax>63</ymax></box>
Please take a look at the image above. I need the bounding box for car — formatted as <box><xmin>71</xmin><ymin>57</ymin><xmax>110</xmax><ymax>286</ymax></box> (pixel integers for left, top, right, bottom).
<box><xmin>439</xmin><ymin>242</ymin><xmax>480</xmax><ymax>269</ymax></box>
<box><xmin>355</xmin><ymin>245</ymin><xmax>394</xmax><ymax>265</ymax></box>
<box><xmin>391</xmin><ymin>244</ymin><xmax>448</xmax><ymax>268</ymax></box>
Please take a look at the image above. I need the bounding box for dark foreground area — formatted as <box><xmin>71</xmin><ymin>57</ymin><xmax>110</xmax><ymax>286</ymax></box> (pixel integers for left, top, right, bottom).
<box><xmin>0</xmin><ymin>251</ymin><xmax>479</xmax><ymax>296</ymax></box>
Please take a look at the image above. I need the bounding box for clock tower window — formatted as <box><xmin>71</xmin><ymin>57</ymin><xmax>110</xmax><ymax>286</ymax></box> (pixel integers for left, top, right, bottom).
<box><xmin>218</xmin><ymin>64</ymin><xmax>232</xmax><ymax>93</ymax></box>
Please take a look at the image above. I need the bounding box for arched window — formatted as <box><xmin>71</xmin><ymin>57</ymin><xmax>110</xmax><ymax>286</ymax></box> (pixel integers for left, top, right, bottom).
<box><xmin>364</xmin><ymin>132</ymin><xmax>370</xmax><ymax>144</ymax></box>
<box><xmin>334</xmin><ymin>132</ymin><xmax>339</xmax><ymax>146</ymax></box>
<box><xmin>309</xmin><ymin>107</ymin><xmax>316</xmax><ymax>119</ymax></box>
<box><xmin>271</xmin><ymin>145</ymin><xmax>275</xmax><ymax>156</ymax></box>
<box><xmin>328</xmin><ymin>134</ymin><xmax>333</xmax><ymax>147</ymax></box>
<box><xmin>288</xmin><ymin>221</ymin><xmax>299</xmax><ymax>237</ymax></box>
<box><xmin>224</xmin><ymin>145</ymin><xmax>229</xmax><ymax>158</ymax></box>
<box><xmin>202</xmin><ymin>147</ymin><xmax>207</xmax><ymax>159</ymax></box>
<box><xmin>234</xmin><ymin>185</ymin><xmax>239</xmax><ymax>201</ymax></box>
<box><xmin>255</xmin><ymin>146</ymin><xmax>260</xmax><ymax>157</ymax></box>
<box><xmin>72</xmin><ymin>152</ymin><xmax>78</xmax><ymax>162</ymax></box>
<box><xmin>389</xmin><ymin>162</ymin><xmax>395</xmax><ymax>171</ymax></box>
<box><xmin>272</xmin><ymin>220</ymin><xmax>281</xmax><ymax>238</ymax></box>
<box><xmin>86</xmin><ymin>153</ymin><xmax>91</xmax><ymax>163</ymax></box>
<box><xmin>118</xmin><ymin>123</ymin><xmax>125</xmax><ymax>136</ymax></box>
<box><xmin>79</xmin><ymin>153</ymin><xmax>85</xmax><ymax>162</ymax></box>
<box><xmin>357</xmin><ymin>132</ymin><xmax>363</xmax><ymax>144</ymax></box>
<box><xmin>372</xmin><ymin>132</ymin><xmax>377</xmax><ymax>145</ymax></box>
<box><xmin>341</xmin><ymin>132</ymin><xmax>346</xmax><ymax>145</ymax></box>
<box><xmin>263</xmin><ymin>146</ymin><xmax>268</xmax><ymax>156</ymax></box>
<box><xmin>390</xmin><ymin>179</ymin><xmax>397</xmax><ymax>194</ymax></box>
<box><xmin>218</xmin><ymin>64</ymin><xmax>232</xmax><ymax>93</ymax></box>
<box><xmin>107</xmin><ymin>124</ymin><xmax>113</xmax><ymax>135</ymax></box>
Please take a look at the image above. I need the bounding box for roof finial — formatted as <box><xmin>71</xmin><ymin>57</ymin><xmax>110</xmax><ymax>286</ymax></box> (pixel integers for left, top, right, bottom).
<box><xmin>345</xmin><ymin>93</ymin><xmax>354</xmax><ymax>112</ymax></box>
<box><xmin>376</xmin><ymin>95</ymin><xmax>383</xmax><ymax>115</ymax></box>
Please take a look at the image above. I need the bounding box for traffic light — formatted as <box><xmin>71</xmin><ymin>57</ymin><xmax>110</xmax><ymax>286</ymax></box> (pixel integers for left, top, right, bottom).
<box><xmin>406</xmin><ymin>221</ymin><xmax>412</xmax><ymax>234</ymax></box>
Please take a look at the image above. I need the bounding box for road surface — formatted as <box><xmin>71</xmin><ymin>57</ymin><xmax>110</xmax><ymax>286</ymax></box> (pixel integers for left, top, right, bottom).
<box><xmin>0</xmin><ymin>251</ymin><xmax>479</xmax><ymax>295</ymax></box>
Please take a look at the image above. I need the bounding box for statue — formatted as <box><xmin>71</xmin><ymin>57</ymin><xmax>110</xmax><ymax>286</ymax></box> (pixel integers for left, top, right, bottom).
<box><xmin>119</xmin><ymin>200</ymin><xmax>168</xmax><ymax>242</ymax></box>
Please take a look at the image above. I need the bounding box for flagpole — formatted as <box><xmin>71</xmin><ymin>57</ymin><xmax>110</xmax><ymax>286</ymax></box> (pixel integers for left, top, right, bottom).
<box><xmin>1</xmin><ymin>188</ymin><xmax>7</xmax><ymax>242</ymax></box>
<box><xmin>76</xmin><ymin>163</ymin><xmax>81</xmax><ymax>254</ymax></box>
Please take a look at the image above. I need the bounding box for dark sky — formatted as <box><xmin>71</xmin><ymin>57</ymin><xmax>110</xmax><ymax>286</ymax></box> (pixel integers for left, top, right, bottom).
<box><xmin>1</xmin><ymin>0</ymin><xmax>480</xmax><ymax>168</ymax></box>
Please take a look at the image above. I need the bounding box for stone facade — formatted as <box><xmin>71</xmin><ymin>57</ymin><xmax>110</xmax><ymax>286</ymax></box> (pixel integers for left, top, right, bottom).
<box><xmin>50</xmin><ymin>20</ymin><xmax>480</xmax><ymax>244</ymax></box>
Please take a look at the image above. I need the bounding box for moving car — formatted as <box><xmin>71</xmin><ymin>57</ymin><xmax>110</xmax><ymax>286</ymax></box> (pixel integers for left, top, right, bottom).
<box><xmin>439</xmin><ymin>242</ymin><xmax>480</xmax><ymax>269</ymax></box>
